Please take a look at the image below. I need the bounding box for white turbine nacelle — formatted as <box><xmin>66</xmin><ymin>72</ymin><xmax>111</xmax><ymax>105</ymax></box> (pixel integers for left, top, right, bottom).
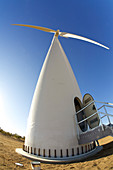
<box><xmin>13</xmin><ymin>24</ymin><xmax>108</xmax><ymax>163</ymax></box>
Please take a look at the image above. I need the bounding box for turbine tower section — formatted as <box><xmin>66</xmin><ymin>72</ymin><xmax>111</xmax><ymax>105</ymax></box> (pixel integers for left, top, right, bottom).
<box><xmin>25</xmin><ymin>35</ymin><xmax>82</xmax><ymax>157</ymax></box>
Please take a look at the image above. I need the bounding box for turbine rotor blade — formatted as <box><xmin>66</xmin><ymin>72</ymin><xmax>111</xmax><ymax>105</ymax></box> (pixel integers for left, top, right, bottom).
<box><xmin>11</xmin><ymin>24</ymin><xmax>56</xmax><ymax>33</ymax></box>
<box><xmin>12</xmin><ymin>24</ymin><xmax>109</xmax><ymax>49</ymax></box>
<box><xmin>60</xmin><ymin>32</ymin><xmax>109</xmax><ymax>50</ymax></box>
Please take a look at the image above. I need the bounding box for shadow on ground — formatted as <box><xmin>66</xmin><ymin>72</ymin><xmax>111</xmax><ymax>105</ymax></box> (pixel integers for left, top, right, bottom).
<box><xmin>84</xmin><ymin>141</ymin><xmax>113</xmax><ymax>162</ymax></box>
<box><xmin>45</xmin><ymin>141</ymin><xmax>113</xmax><ymax>164</ymax></box>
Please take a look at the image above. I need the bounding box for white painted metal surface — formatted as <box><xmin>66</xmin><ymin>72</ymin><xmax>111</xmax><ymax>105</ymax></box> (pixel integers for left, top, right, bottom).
<box><xmin>25</xmin><ymin>35</ymin><xmax>82</xmax><ymax>157</ymax></box>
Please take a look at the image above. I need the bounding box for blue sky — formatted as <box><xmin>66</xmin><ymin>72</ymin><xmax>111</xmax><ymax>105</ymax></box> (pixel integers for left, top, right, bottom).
<box><xmin>0</xmin><ymin>0</ymin><xmax>113</xmax><ymax>136</ymax></box>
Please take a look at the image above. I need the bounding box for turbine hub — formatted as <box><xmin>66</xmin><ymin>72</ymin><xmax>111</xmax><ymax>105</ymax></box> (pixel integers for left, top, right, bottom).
<box><xmin>55</xmin><ymin>30</ymin><xmax>60</xmax><ymax>37</ymax></box>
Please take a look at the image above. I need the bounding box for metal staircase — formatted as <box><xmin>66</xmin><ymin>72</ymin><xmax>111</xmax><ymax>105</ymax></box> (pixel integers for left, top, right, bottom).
<box><xmin>75</xmin><ymin>101</ymin><xmax>113</xmax><ymax>145</ymax></box>
<box><xmin>78</xmin><ymin>124</ymin><xmax>113</xmax><ymax>144</ymax></box>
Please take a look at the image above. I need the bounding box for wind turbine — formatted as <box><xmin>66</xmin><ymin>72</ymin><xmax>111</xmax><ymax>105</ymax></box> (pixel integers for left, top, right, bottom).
<box><xmin>13</xmin><ymin>24</ymin><xmax>109</xmax><ymax>164</ymax></box>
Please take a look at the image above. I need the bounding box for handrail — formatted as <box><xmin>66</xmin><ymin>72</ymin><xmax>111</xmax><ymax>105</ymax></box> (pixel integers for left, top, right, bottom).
<box><xmin>76</xmin><ymin>100</ymin><xmax>94</xmax><ymax>114</ymax></box>
<box><xmin>98</xmin><ymin>111</ymin><xmax>113</xmax><ymax>117</ymax></box>
<box><xmin>98</xmin><ymin>104</ymin><xmax>113</xmax><ymax>111</ymax></box>
<box><xmin>104</xmin><ymin>105</ymin><xmax>113</xmax><ymax>108</ymax></box>
<box><xmin>76</xmin><ymin>101</ymin><xmax>113</xmax><ymax>116</ymax></box>
<box><xmin>75</xmin><ymin>100</ymin><xmax>113</xmax><ymax>136</ymax></box>
<box><xmin>78</xmin><ymin>111</ymin><xmax>98</xmax><ymax>124</ymax></box>
<box><xmin>97</xmin><ymin>105</ymin><xmax>104</xmax><ymax>110</ymax></box>
<box><xmin>100</xmin><ymin>115</ymin><xmax>106</xmax><ymax>119</ymax></box>
<box><xmin>95</xmin><ymin>101</ymin><xmax>113</xmax><ymax>106</ymax></box>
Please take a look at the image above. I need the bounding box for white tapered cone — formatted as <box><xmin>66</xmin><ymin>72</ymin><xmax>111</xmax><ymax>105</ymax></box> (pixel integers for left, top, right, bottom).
<box><xmin>25</xmin><ymin>35</ymin><xmax>82</xmax><ymax>157</ymax></box>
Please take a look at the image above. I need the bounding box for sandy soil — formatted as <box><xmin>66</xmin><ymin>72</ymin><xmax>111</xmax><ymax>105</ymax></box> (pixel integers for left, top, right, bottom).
<box><xmin>0</xmin><ymin>132</ymin><xmax>113</xmax><ymax>170</ymax></box>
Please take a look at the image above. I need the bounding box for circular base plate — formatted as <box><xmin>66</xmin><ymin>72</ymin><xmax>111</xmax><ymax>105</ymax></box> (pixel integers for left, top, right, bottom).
<box><xmin>16</xmin><ymin>146</ymin><xmax>103</xmax><ymax>163</ymax></box>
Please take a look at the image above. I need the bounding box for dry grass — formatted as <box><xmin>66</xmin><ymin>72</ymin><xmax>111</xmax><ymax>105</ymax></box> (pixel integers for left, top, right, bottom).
<box><xmin>0</xmin><ymin>132</ymin><xmax>113</xmax><ymax>169</ymax></box>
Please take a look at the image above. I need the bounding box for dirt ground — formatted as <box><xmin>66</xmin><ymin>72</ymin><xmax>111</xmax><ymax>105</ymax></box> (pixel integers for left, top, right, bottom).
<box><xmin>0</xmin><ymin>132</ymin><xmax>113</xmax><ymax>170</ymax></box>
